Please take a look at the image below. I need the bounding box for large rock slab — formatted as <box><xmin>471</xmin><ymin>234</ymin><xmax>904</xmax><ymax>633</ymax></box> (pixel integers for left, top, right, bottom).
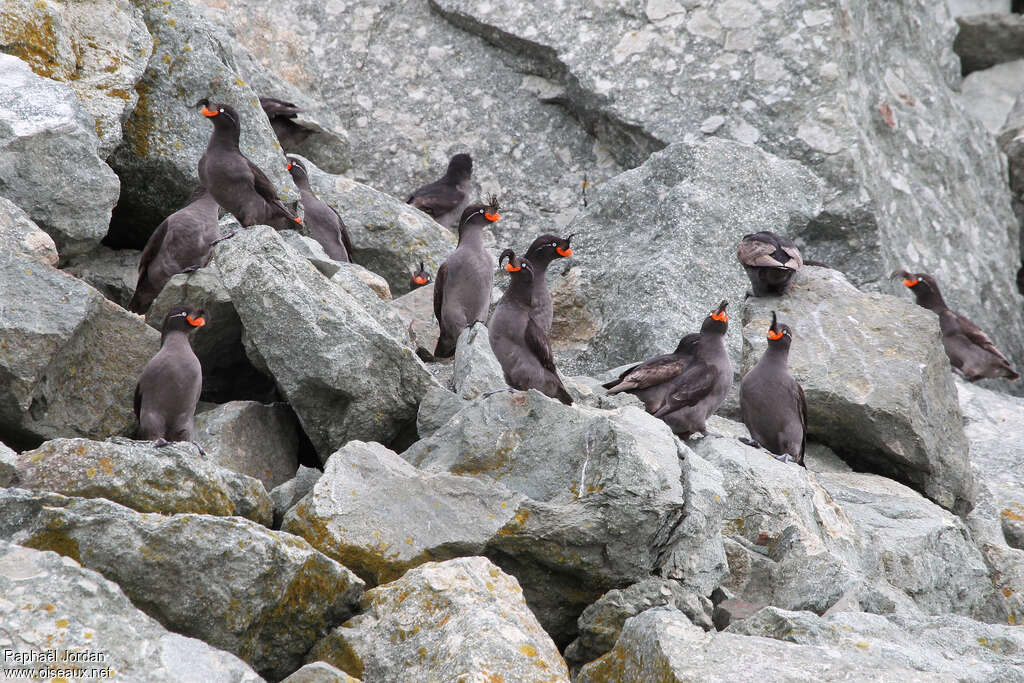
<box><xmin>577</xmin><ymin>607</ymin><xmax>941</xmax><ymax>682</ymax></box>
<box><xmin>957</xmin><ymin>58</ymin><xmax>1024</xmax><ymax>134</ymax></box>
<box><xmin>0</xmin><ymin>197</ymin><xmax>57</xmax><ymax>267</ymax></box>
<box><xmin>450</xmin><ymin>322</ymin><xmax>507</xmax><ymax>400</ymax></box>
<box><xmin>106</xmin><ymin>0</ymin><xmax>298</xmax><ymax>249</ymax></box>
<box><xmin>282</xmin><ymin>441</ymin><xmax>522</xmax><ymax>585</ymax></box>
<box><xmin>431</xmin><ymin>0</ymin><xmax>1024</xmax><ymax>368</ymax></box>
<box><xmin>188</xmin><ymin>0</ymin><xmax>624</xmax><ymax>248</ymax></box>
<box><xmin>215</xmin><ymin>225</ymin><xmax>437</xmax><ymax>459</ymax></box>
<box><xmin>194</xmin><ymin>401</ymin><xmax>299</xmax><ymax>491</ymax></box>
<box><xmin>730</xmin><ymin>607</ymin><xmax>1024</xmax><ymax>681</ymax></box>
<box><xmin>955</xmin><ymin>12</ymin><xmax>1024</xmax><ymax>75</ymax></box>
<box><xmin>301</xmin><ymin>159</ymin><xmax>457</xmax><ymax>297</ymax></box>
<box><xmin>402</xmin><ymin>390</ymin><xmax>728</xmax><ymax>644</ymax></box>
<box><xmin>0</xmin><ymin>540</ymin><xmax>263</xmax><ymax>682</ymax></box>
<box><xmin>62</xmin><ymin>245</ymin><xmax>141</xmax><ymax>310</ymax></box>
<box><xmin>555</xmin><ymin>138</ymin><xmax>823</xmax><ymax>374</ymax></box>
<box><xmin>0</xmin><ymin>488</ymin><xmax>364</xmax><ymax>681</ymax></box>
<box><xmin>958</xmin><ymin>380</ymin><xmax>1024</xmax><ymax>549</ymax></box>
<box><xmin>0</xmin><ymin>54</ymin><xmax>120</xmax><ymax>258</ymax></box>
<box><xmin>0</xmin><ymin>0</ymin><xmax>152</xmax><ymax>156</ymax></box>
<box><xmin>741</xmin><ymin>266</ymin><xmax>975</xmax><ymax>513</ymax></box>
<box><xmin>0</xmin><ymin>252</ymin><xmax>160</xmax><ymax>449</ymax></box>
<box><xmin>11</xmin><ymin>437</ymin><xmax>272</xmax><ymax>525</ymax></box>
<box><xmin>309</xmin><ymin>557</ymin><xmax>569</xmax><ymax>683</ymax></box>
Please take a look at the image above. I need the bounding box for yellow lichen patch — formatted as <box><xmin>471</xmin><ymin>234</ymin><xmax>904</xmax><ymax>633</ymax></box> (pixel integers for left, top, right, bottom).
<box><xmin>86</xmin><ymin>467</ymin><xmax>96</xmax><ymax>478</ymax></box>
<box><xmin>24</xmin><ymin>525</ymin><xmax>81</xmax><ymax>564</ymax></box>
<box><xmin>497</xmin><ymin>508</ymin><xmax>530</xmax><ymax>537</ymax></box>
<box><xmin>97</xmin><ymin>457</ymin><xmax>114</xmax><ymax>475</ymax></box>
<box><xmin>855</xmin><ymin>641</ymin><xmax>870</xmax><ymax>650</ymax></box>
<box><xmin>1004</xmin><ymin>587</ymin><xmax>1014</xmax><ymax>597</ymax></box>
<box><xmin>44</xmin><ymin>603</ymin><xmax>55</xmax><ymax>612</ymax></box>
<box><xmin>519</xmin><ymin>644</ymin><xmax>538</xmax><ymax>657</ymax></box>
<box><xmin>55</xmin><ymin>618</ymin><xmax>69</xmax><ymax>628</ymax></box>
<box><xmin>1001</xmin><ymin>506</ymin><xmax>1024</xmax><ymax>522</ymax></box>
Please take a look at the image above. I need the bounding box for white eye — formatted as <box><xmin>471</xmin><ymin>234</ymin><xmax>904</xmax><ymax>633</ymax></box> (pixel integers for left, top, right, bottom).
<box><xmin>219</xmin><ymin>108</ymin><xmax>224</xmax><ymax>113</ymax></box>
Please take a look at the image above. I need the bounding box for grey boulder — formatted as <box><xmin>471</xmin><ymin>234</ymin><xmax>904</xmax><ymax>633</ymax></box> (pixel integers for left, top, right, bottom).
<box><xmin>0</xmin><ymin>488</ymin><xmax>364</xmax><ymax>681</ymax></box>
<box><xmin>451</xmin><ymin>322</ymin><xmax>507</xmax><ymax>400</ymax></box>
<box><xmin>11</xmin><ymin>437</ymin><xmax>272</xmax><ymax>525</ymax></box>
<box><xmin>0</xmin><ymin>442</ymin><xmax>15</xmax><ymax>487</ymax></box>
<box><xmin>0</xmin><ymin>54</ymin><xmax>120</xmax><ymax>258</ymax></box>
<box><xmin>954</xmin><ymin>12</ymin><xmax>1024</xmax><ymax>74</ymax></box>
<box><xmin>0</xmin><ymin>540</ymin><xmax>263</xmax><ymax>682</ymax></box>
<box><xmin>741</xmin><ymin>267</ymin><xmax>975</xmax><ymax>513</ymax></box>
<box><xmin>270</xmin><ymin>465</ymin><xmax>322</xmax><ymax>529</ymax></box>
<box><xmin>0</xmin><ymin>197</ymin><xmax>58</xmax><ymax>267</ymax></box>
<box><xmin>194</xmin><ymin>401</ymin><xmax>299</xmax><ymax>492</ymax></box>
<box><xmin>282</xmin><ymin>662</ymin><xmax>359</xmax><ymax>683</ymax></box>
<box><xmin>63</xmin><ymin>246</ymin><xmax>141</xmax><ymax>310</ymax></box>
<box><xmin>391</xmin><ymin>283</ymin><xmax>439</xmax><ymax>352</ymax></box>
<box><xmin>214</xmin><ymin>225</ymin><xmax>437</xmax><ymax>459</ymax></box>
<box><xmin>0</xmin><ymin>252</ymin><xmax>160</xmax><ymax>448</ymax></box>
<box><xmin>309</xmin><ymin>557</ymin><xmax>569</xmax><ymax>683</ymax></box>
<box><xmin>957</xmin><ymin>58</ymin><xmax>1024</xmax><ymax>134</ymax></box>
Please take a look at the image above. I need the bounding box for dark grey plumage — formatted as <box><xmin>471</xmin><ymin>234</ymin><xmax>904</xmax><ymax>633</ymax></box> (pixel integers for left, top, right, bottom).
<box><xmin>522</xmin><ymin>233</ymin><xmax>573</xmax><ymax>335</ymax></box>
<box><xmin>1017</xmin><ymin>262</ymin><xmax>1024</xmax><ymax>297</ymax></box>
<box><xmin>286</xmin><ymin>156</ymin><xmax>353</xmax><ymax>262</ymax></box>
<box><xmin>194</xmin><ymin>99</ymin><xmax>301</xmax><ymax>230</ymax></box>
<box><xmin>737</xmin><ymin>231</ymin><xmax>803</xmax><ymax>297</ymax></box>
<box><xmin>895</xmin><ymin>270</ymin><xmax>1020</xmax><ymax>381</ymax></box>
<box><xmin>407</xmin><ymin>153</ymin><xmax>472</xmax><ymax>230</ymax></box>
<box><xmin>129</xmin><ymin>186</ymin><xmax>220</xmax><ymax>314</ymax></box>
<box><xmin>410</xmin><ymin>261</ymin><xmax>431</xmax><ymax>290</ymax></box>
<box><xmin>604</xmin><ymin>301</ymin><xmax>733</xmax><ymax>438</ymax></box>
<box><xmin>259</xmin><ymin>96</ymin><xmax>314</xmax><ymax>149</ymax></box>
<box><xmin>488</xmin><ymin>250</ymin><xmax>572</xmax><ymax>404</ymax></box>
<box><xmin>134</xmin><ymin>305</ymin><xmax>207</xmax><ymax>443</ymax></box>
<box><xmin>431</xmin><ymin>198</ymin><xmax>500</xmax><ymax>358</ymax></box>
<box><xmin>739</xmin><ymin>312</ymin><xmax>807</xmax><ymax>466</ymax></box>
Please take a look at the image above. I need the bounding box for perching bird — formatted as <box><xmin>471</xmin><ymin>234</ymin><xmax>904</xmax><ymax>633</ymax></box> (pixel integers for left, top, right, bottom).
<box><xmin>134</xmin><ymin>305</ymin><xmax>207</xmax><ymax>450</ymax></box>
<box><xmin>522</xmin><ymin>233</ymin><xmax>573</xmax><ymax>335</ymax></box>
<box><xmin>739</xmin><ymin>312</ymin><xmax>807</xmax><ymax>466</ymax></box>
<box><xmin>488</xmin><ymin>249</ymin><xmax>573</xmax><ymax>404</ymax></box>
<box><xmin>407</xmin><ymin>153</ymin><xmax>473</xmax><ymax>230</ymax></box>
<box><xmin>428</xmin><ymin>197</ymin><xmax>500</xmax><ymax>359</ymax></box>
<box><xmin>286</xmin><ymin>156</ymin><xmax>353</xmax><ymax>262</ymax></box>
<box><xmin>259</xmin><ymin>96</ymin><xmax>314</xmax><ymax>149</ymax></box>
<box><xmin>894</xmin><ymin>270</ymin><xmax>1020</xmax><ymax>381</ymax></box>
<box><xmin>604</xmin><ymin>301</ymin><xmax>733</xmax><ymax>438</ymax></box>
<box><xmin>194</xmin><ymin>98</ymin><xmax>302</xmax><ymax>230</ymax></box>
<box><xmin>129</xmin><ymin>186</ymin><xmax>221</xmax><ymax>314</ymax></box>
<box><xmin>410</xmin><ymin>262</ymin><xmax>431</xmax><ymax>290</ymax></box>
<box><xmin>737</xmin><ymin>231</ymin><xmax>803</xmax><ymax>297</ymax></box>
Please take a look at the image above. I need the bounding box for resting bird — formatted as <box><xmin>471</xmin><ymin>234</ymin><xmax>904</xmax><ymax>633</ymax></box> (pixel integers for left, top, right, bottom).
<box><xmin>737</xmin><ymin>231</ymin><xmax>803</xmax><ymax>297</ymax></box>
<box><xmin>894</xmin><ymin>269</ymin><xmax>1019</xmax><ymax>381</ymax></box>
<box><xmin>407</xmin><ymin>153</ymin><xmax>473</xmax><ymax>230</ymax></box>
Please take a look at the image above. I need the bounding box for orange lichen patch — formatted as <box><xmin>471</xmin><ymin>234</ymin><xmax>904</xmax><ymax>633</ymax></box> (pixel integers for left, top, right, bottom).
<box><xmin>55</xmin><ymin>618</ymin><xmax>69</xmax><ymax>628</ymax></box>
<box><xmin>519</xmin><ymin>644</ymin><xmax>538</xmax><ymax>657</ymax></box>
<box><xmin>496</xmin><ymin>508</ymin><xmax>530</xmax><ymax>537</ymax></box>
<box><xmin>97</xmin><ymin>457</ymin><xmax>114</xmax><ymax>475</ymax></box>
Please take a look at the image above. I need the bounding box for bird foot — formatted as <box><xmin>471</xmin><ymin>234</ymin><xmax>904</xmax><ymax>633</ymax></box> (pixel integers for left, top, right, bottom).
<box><xmin>481</xmin><ymin>388</ymin><xmax>516</xmax><ymax>399</ymax></box>
<box><xmin>415</xmin><ymin>347</ymin><xmax>436</xmax><ymax>363</ymax></box>
<box><xmin>210</xmin><ymin>230</ymin><xmax>239</xmax><ymax>246</ymax></box>
<box><xmin>770</xmin><ymin>452</ymin><xmax>796</xmax><ymax>464</ymax></box>
<box><xmin>738</xmin><ymin>437</ymin><xmax>762</xmax><ymax>449</ymax></box>
<box><xmin>191</xmin><ymin>441</ymin><xmax>207</xmax><ymax>457</ymax></box>
<box><xmin>744</xmin><ymin>289</ymin><xmax>755</xmax><ymax>300</ymax></box>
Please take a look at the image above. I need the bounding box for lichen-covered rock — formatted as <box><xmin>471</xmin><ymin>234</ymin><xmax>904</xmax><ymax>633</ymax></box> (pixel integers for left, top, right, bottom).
<box><xmin>309</xmin><ymin>557</ymin><xmax>569</xmax><ymax>683</ymax></box>
<box><xmin>431</xmin><ymin>0</ymin><xmax>1024</xmax><ymax>369</ymax></box>
<box><xmin>741</xmin><ymin>267</ymin><xmax>975</xmax><ymax>513</ymax></box>
<box><xmin>282</xmin><ymin>662</ymin><xmax>360</xmax><ymax>683</ymax></box>
<box><xmin>0</xmin><ymin>489</ymin><xmax>364</xmax><ymax>681</ymax></box>
<box><xmin>194</xmin><ymin>401</ymin><xmax>299</xmax><ymax>492</ymax></box>
<box><xmin>451</xmin><ymin>323</ymin><xmax>507</xmax><ymax>400</ymax></box>
<box><xmin>577</xmin><ymin>607</ymin><xmax>943</xmax><ymax>682</ymax></box>
<box><xmin>302</xmin><ymin>160</ymin><xmax>457</xmax><ymax>297</ymax></box>
<box><xmin>0</xmin><ymin>0</ymin><xmax>152</xmax><ymax>156</ymax></box>
<box><xmin>11</xmin><ymin>437</ymin><xmax>272</xmax><ymax>525</ymax></box>
<box><xmin>270</xmin><ymin>465</ymin><xmax>322</xmax><ymax>529</ymax></box>
<box><xmin>106</xmin><ymin>0</ymin><xmax>298</xmax><ymax>248</ymax></box>
<box><xmin>958</xmin><ymin>380</ymin><xmax>1024</xmax><ymax>549</ymax></box>
<box><xmin>730</xmin><ymin>607</ymin><xmax>1024</xmax><ymax>681</ymax></box>
<box><xmin>403</xmin><ymin>390</ymin><xmax>728</xmax><ymax>643</ymax></box>
<box><xmin>0</xmin><ymin>54</ymin><xmax>120</xmax><ymax>258</ymax></box>
<box><xmin>954</xmin><ymin>12</ymin><xmax>1024</xmax><ymax>75</ymax></box>
<box><xmin>63</xmin><ymin>246</ymin><xmax>141</xmax><ymax>309</ymax></box>
<box><xmin>0</xmin><ymin>197</ymin><xmax>57</xmax><ymax>267</ymax></box>
<box><xmin>555</xmin><ymin>138</ymin><xmax>823</xmax><ymax>374</ymax></box>
<box><xmin>564</xmin><ymin>578</ymin><xmax>714</xmax><ymax>669</ymax></box>
<box><xmin>215</xmin><ymin>226</ymin><xmax>438</xmax><ymax>459</ymax></box>
<box><xmin>0</xmin><ymin>540</ymin><xmax>263</xmax><ymax>682</ymax></box>
<box><xmin>327</xmin><ymin>266</ymin><xmax>410</xmax><ymax>347</ymax></box>
<box><xmin>188</xmin><ymin>0</ymin><xmax>623</xmax><ymax>249</ymax></box>
<box><xmin>282</xmin><ymin>441</ymin><xmax>522</xmax><ymax>585</ymax></box>
<box><xmin>0</xmin><ymin>252</ymin><xmax>160</xmax><ymax>448</ymax></box>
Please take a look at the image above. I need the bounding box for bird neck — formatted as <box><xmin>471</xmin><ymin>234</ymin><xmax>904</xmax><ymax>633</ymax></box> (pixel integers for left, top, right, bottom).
<box><xmin>208</xmin><ymin>123</ymin><xmax>241</xmax><ymax>151</ymax></box>
<box><xmin>505</xmin><ymin>274</ymin><xmax>535</xmax><ymax>304</ymax></box>
<box><xmin>160</xmin><ymin>329</ymin><xmax>195</xmax><ymax>347</ymax></box>
<box><xmin>457</xmin><ymin>223</ymin><xmax>485</xmax><ymax>248</ymax></box>
<box><xmin>762</xmin><ymin>343</ymin><xmax>790</xmax><ymax>365</ymax></box>
<box><xmin>914</xmin><ymin>289</ymin><xmax>947</xmax><ymax>312</ymax></box>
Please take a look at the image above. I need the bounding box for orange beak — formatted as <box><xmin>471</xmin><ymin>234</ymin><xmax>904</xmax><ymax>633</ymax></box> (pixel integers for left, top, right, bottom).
<box><xmin>556</xmin><ymin>246</ymin><xmax>573</xmax><ymax>258</ymax></box>
<box><xmin>767</xmin><ymin>329</ymin><xmax>784</xmax><ymax>340</ymax></box>
<box><xmin>505</xmin><ymin>263</ymin><xmax>521</xmax><ymax>272</ymax></box>
<box><xmin>287</xmin><ymin>163</ymin><xmax>293</xmax><ymax>170</ymax></box>
<box><xmin>200</xmin><ymin>107</ymin><xmax>219</xmax><ymax>117</ymax></box>
<box><xmin>903</xmin><ymin>278</ymin><xmax>919</xmax><ymax>287</ymax></box>
<box><xmin>186</xmin><ymin>315</ymin><xmax>206</xmax><ymax>328</ymax></box>
<box><xmin>484</xmin><ymin>212</ymin><xmax>500</xmax><ymax>222</ymax></box>
<box><xmin>294</xmin><ymin>217</ymin><xmax>302</xmax><ymax>224</ymax></box>
<box><xmin>413</xmin><ymin>276</ymin><xmax>428</xmax><ymax>285</ymax></box>
<box><xmin>711</xmin><ymin>311</ymin><xmax>728</xmax><ymax>322</ymax></box>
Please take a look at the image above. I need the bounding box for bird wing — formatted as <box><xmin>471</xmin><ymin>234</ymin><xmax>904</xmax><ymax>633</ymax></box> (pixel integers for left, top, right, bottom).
<box><xmin>796</xmin><ymin>382</ymin><xmax>808</xmax><ymax>465</ymax></box>
<box><xmin>525</xmin><ymin>317</ymin><xmax>558</xmax><ymax>374</ymax></box>
<box><xmin>432</xmin><ymin>261</ymin><xmax>448</xmax><ymax>323</ymax></box>
<box><xmin>653</xmin><ymin>360</ymin><xmax>719</xmax><ymax>416</ymax></box>
<box><xmin>603</xmin><ymin>353</ymin><xmax>688</xmax><ymax>392</ymax></box>
<box><xmin>954</xmin><ymin>312</ymin><xmax>1013</xmax><ymax>364</ymax></box>
<box><xmin>133</xmin><ymin>382</ymin><xmax>142</xmax><ymax>420</ymax></box>
<box><xmin>781</xmin><ymin>243</ymin><xmax>803</xmax><ymax>269</ymax></box>
<box><xmin>136</xmin><ymin>218</ymin><xmax>169</xmax><ymax>279</ymax></box>
<box><xmin>327</xmin><ymin>202</ymin><xmax>355</xmax><ymax>257</ymax></box>
<box><xmin>259</xmin><ymin>97</ymin><xmax>301</xmax><ymax>119</ymax></box>
<box><xmin>409</xmin><ymin>185</ymin><xmax>463</xmax><ymax>217</ymax></box>
<box><xmin>246</xmin><ymin>159</ymin><xmax>296</xmax><ymax>218</ymax></box>
<box><xmin>738</xmin><ymin>236</ymin><xmax>791</xmax><ymax>268</ymax></box>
